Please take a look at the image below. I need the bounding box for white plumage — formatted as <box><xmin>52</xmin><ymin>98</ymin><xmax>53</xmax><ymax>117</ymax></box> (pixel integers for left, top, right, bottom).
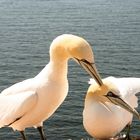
<box><xmin>0</xmin><ymin>34</ymin><xmax>101</xmax><ymax>140</ymax></box>
<box><xmin>83</xmin><ymin>76</ymin><xmax>140</xmax><ymax>139</ymax></box>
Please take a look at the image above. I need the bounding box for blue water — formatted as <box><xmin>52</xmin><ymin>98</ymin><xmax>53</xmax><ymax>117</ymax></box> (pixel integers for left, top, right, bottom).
<box><xmin>0</xmin><ymin>0</ymin><xmax>140</xmax><ymax>139</ymax></box>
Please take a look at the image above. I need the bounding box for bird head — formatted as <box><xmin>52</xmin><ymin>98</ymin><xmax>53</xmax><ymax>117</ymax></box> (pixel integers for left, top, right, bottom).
<box><xmin>50</xmin><ymin>34</ymin><xmax>103</xmax><ymax>86</ymax></box>
<box><xmin>88</xmin><ymin>78</ymin><xmax>140</xmax><ymax>119</ymax></box>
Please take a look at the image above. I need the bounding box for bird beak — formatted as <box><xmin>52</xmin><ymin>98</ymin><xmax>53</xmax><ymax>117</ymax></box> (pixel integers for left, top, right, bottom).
<box><xmin>75</xmin><ymin>58</ymin><xmax>103</xmax><ymax>86</ymax></box>
<box><xmin>105</xmin><ymin>92</ymin><xmax>140</xmax><ymax>120</ymax></box>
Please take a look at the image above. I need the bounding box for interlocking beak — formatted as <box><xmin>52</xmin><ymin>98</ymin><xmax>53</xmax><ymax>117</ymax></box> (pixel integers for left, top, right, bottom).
<box><xmin>75</xmin><ymin>58</ymin><xmax>103</xmax><ymax>86</ymax></box>
<box><xmin>105</xmin><ymin>92</ymin><xmax>140</xmax><ymax>120</ymax></box>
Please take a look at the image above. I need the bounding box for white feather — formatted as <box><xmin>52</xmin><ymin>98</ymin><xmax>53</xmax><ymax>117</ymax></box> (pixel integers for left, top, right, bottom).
<box><xmin>84</xmin><ymin>76</ymin><xmax>140</xmax><ymax>139</ymax></box>
<box><xmin>0</xmin><ymin>91</ymin><xmax>37</xmax><ymax>127</ymax></box>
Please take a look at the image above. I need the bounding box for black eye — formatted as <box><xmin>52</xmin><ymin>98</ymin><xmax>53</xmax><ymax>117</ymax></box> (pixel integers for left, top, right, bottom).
<box><xmin>80</xmin><ymin>59</ymin><xmax>95</xmax><ymax>65</ymax></box>
<box><xmin>74</xmin><ymin>58</ymin><xmax>94</xmax><ymax>65</ymax></box>
<box><xmin>106</xmin><ymin>92</ymin><xmax>119</xmax><ymax>98</ymax></box>
<box><xmin>81</xmin><ymin>59</ymin><xmax>89</xmax><ymax>64</ymax></box>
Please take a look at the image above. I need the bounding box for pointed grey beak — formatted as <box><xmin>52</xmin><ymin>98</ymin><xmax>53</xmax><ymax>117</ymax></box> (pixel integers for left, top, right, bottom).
<box><xmin>105</xmin><ymin>92</ymin><xmax>140</xmax><ymax>120</ymax></box>
<box><xmin>75</xmin><ymin>58</ymin><xmax>103</xmax><ymax>86</ymax></box>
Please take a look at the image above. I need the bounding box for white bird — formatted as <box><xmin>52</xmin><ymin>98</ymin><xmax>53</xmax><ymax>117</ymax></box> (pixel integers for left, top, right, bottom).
<box><xmin>0</xmin><ymin>34</ymin><xmax>103</xmax><ymax>140</ymax></box>
<box><xmin>83</xmin><ymin>76</ymin><xmax>140</xmax><ymax>139</ymax></box>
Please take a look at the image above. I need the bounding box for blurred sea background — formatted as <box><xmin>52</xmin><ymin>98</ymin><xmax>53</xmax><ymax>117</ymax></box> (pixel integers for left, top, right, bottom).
<box><xmin>0</xmin><ymin>0</ymin><xmax>140</xmax><ymax>139</ymax></box>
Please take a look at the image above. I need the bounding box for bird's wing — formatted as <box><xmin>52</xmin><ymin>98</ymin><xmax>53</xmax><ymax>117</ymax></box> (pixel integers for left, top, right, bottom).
<box><xmin>106</xmin><ymin>77</ymin><xmax>140</xmax><ymax>108</ymax></box>
<box><xmin>1</xmin><ymin>78</ymin><xmax>37</xmax><ymax>95</ymax></box>
<box><xmin>0</xmin><ymin>91</ymin><xmax>37</xmax><ymax>127</ymax></box>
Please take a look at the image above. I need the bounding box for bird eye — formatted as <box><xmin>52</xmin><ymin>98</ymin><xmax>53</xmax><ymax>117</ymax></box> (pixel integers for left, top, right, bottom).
<box><xmin>106</xmin><ymin>92</ymin><xmax>119</xmax><ymax>98</ymax></box>
<box><xmin>78</xmin><ymin>58</ymin><xmax>95</xmax><ymax>65</ymax></box>
<box><xmin>82</xmin><ymin>59</ymin><xmax>95</xmax><ymax>65</ymax></box>
<box><xmin>80</xmin><ymin>59</ymin><xmax>90</xmax><ymax>64</ymax></box>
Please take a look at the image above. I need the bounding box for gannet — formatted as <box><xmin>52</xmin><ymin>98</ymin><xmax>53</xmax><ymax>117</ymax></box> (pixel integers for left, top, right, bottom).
<box><xmin>83</xmin><ymin>77</ymin><xmax>140</xmax><ymax>139</ymax></box>
<box><xmin>0</xmin><ymin>34</ymin><xmax>102</xmax><ymax>140</ymax></box>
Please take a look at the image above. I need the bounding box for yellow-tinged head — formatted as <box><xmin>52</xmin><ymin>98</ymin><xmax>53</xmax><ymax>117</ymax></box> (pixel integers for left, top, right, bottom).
<box><xmin>86</xmin><ymin>79</ymin><xmax>117</xmax><ymax>102</ymax></box>
<box><xmin>50</xmin><ymin>34</ymin><xmax>103</xmax><ymax>86</ymax></box>
<box><xmin>86</xmin><ymin>78</ymin><xmax>140</xmax><ymax>119</ymax></box>
<box><xmin>50</xmin><ymin>34</ymin><xmax>93</xmax><ymax>62</ymax></box>
<box><xmin>87</xmin><ymin>79</ymin><xmax>118</xmax><ymax>96</ymax></box>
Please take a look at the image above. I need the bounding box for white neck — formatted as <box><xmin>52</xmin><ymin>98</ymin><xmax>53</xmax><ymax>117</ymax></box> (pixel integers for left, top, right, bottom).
<box><xmin>36</xmin><ymin>59</ymin><xmax>68</xmax><ymax>81</ymax></box>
